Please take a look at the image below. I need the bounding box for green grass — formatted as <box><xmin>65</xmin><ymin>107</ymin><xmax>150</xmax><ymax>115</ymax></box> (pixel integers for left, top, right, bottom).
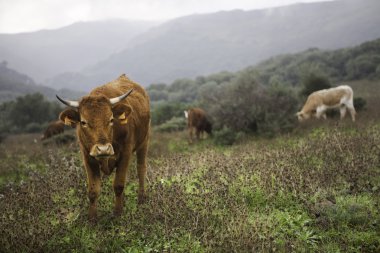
<box><xmin>0</xmin><ymin>114</ymin><xmax>380</xmax><ymax>252</ymax></box>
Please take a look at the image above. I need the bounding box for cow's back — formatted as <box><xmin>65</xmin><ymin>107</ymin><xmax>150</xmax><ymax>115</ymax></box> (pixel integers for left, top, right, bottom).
<box><xmin>188</xmin><ymin>108</ymin><xmax>206</xmax><ymax>128</ymax></box>
<box><xmin>314</xmin><ymin>85</ymin><xmax>353</xmax><ymax>106</ymax></box>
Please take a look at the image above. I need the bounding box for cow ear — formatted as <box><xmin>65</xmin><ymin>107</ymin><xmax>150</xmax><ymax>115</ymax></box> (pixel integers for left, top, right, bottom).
<box><xmin>59</xmin><ymin>108</ymin><xmax>79</xmax><ymax>127</ymax></box>
<box><xmin>112</xmin><ymin>104</ymin><xmax>132</xmax><ymax>125</ymax></box>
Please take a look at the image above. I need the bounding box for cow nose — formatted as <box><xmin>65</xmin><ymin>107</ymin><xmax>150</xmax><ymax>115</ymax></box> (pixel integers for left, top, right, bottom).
<box><xmin>90</xmin><ymin>143</ymin><xmax>114</xmax><ymax>157</ymax></box>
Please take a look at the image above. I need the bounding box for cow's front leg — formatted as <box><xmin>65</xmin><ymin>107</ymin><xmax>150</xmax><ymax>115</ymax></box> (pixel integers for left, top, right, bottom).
<box><xmin>113</xmin><ymin>149</ymin><xmax>132</xmax><ymax>216</ymax></box>
<box><xmin>85</xmin><ymin>163</ymin><xmax>101</xmax><ymax>221</ymax></box>
<box><xmin>340</xmin><ymin>106</ymin><xmax>347</xmax><ymax>120</ymax></box>
<box><xmin>195</xmin><ymin>128</ymin><xmax>201</xmax><ymax>140</ymax></box>
<box><xmin>188</xmin><ymin>126</ymin><xmax>194</xmax><ymax>143</ymax></box>
<box><xmin>315</xmin><ymin>107</ymin><xmax>325</xmax><ymax>120</ymax></box>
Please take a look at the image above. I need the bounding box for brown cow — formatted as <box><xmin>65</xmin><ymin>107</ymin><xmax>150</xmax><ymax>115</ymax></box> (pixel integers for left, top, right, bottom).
<box><xmin>57</xmin><ymin>74</ymin><xmax>150</xmax><ymax>221</ymax></box>
<box><xmin>184</xmin><ymin>108</ymin><xmax>212</xmax><ymax>143</ymax></box>
<box><xmin>41</xmin><ymin>120</ymin><xmax>65</xmax><ymax>140</ymax></box>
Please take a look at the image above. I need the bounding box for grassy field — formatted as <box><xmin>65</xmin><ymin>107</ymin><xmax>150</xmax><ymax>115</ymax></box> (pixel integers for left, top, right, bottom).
<box><xmin>0</xmin><ymin>81</ymin><xmax>379</xmax><ymax>252</ymax></box>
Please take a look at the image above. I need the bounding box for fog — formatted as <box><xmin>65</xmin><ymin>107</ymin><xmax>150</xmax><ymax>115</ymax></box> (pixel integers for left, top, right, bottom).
<box><xmin>0</xmin><ymin>0</ymin><xmax>331</xmax><ymax>33</ymax></box>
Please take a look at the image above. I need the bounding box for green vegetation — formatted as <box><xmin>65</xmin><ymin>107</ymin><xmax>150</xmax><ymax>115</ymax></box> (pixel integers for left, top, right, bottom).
<box><xmin>0</xmin><ymin>93</ymin><xmax>62</xmax><ymax>135</ymax></box>
<box><xmin>0</xmin><ymin>120</ymin><xmax>379</xmax><ymax>252</ymax></box>
<box><xmin>148</xmin><ymin>39</ymin><xmax>380</xmax><ymax>140</ymax></box>
<box><xmin>299</xmin><ymin>72</ymin><xmax>331</xmax><ymax>98</ymax></box>
<box><xmin>1</xmin><ymin>38</ymin><xmax>380</xmax><ymax>253</ymax></box>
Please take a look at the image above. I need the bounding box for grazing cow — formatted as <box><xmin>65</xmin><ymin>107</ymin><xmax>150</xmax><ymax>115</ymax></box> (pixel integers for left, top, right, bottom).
<box><xmin>57</xmin><ymin>74</ymin><xmax>150</xmax><ymax>221</ymax></box>
<box><xmin>184</xmin><ymin>108</ymin><xmax>212</xmax><ymax>143</ymax></box>
<box><xmin>296</xmin><ymin>85</ymin><xmax>356</xmax><ymax>122</ymax></box>
<box><xmin>41</xmin><ymin>120</ymin><xmax>65</xmax><ymax>140</ymax></box>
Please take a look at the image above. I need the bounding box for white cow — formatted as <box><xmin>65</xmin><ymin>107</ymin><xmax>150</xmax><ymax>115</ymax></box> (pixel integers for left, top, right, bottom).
<box><xmin>296</xmin><ymin>85</ymin><xmax>356</xmax><ymax>122</ymax></box>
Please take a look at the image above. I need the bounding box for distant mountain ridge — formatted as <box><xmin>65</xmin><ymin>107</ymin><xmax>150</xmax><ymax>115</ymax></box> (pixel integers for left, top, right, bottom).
<box><xmin>0</xmin><ymin>19</ymin><xmax>159</xmax><ymax>82</ymax></box>
<box><xmin>0</xmin><ymin>62</ymin><xmax>83</xmax><ymax>103</ymax></box>
<box><xmin>45</xmin><ymin>0</ymin><xmax>380</xmax><ymax>91</ymax></box>
<box><xmin>2</xmin><ymin>0</ymin><xmax>380</xmax><ymax>92</ymax></box>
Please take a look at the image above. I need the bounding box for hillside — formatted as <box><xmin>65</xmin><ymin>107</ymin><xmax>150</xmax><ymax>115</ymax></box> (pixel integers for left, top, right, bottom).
<box><xmin>147</xmin><ymin>38</ymin><xmax>380</xmax><ymax>104</ymax></box>
<box><xmin>0</xmin><ymin>19</ymin><xmax>158</xmax><ymax>82</ymax></box>
<box><xmin>46</xmin><ymin>0</ymin><xmax>380</xmax><ymax>91</ymax></box>
<box><xmin>0</xmin><ymin>62</ymin><xmax>83</xmax><ymax>103</ymax></box>
<box><xmin>144</xmin><ymin>38</ymin><xmax>380</xmax><ymax>140</ymax></box>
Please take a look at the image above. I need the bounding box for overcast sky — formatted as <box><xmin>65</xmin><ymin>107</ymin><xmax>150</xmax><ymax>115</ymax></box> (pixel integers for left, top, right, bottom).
<box><xmin>0</xmin><ymin>0</ymin><xmax>332</xmax><ymax>34</ymax></box>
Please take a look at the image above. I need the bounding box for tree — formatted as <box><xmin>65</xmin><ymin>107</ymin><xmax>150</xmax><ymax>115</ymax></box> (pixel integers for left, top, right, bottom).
<box><xmin>8</xmin><ymin>93</ymin><xmax>62</xmax><ymax>129</ymax></box>
<box><xmin>300</xmin><ymin>73</ymin><xmax>331</xmax><ymax>97</ymax></box>
<box><xmin>200</xmin><ymin>70</ymin><xmax>298</xmax><ymax>137</ymax></box>
<box><xmin>151</xmin><ymin>102</ymin><xmax>188</xmax><ymax>126</ymax></box>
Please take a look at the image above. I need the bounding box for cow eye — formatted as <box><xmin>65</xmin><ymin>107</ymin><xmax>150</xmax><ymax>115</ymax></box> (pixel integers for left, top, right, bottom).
<box><xmin>80</xmin><ymin>121</ymin><xmax>87</xmax><ymax>127</ymax></box>
<box><xmin>110</xmin><ymin>118</ymin><xmax>114</xmax><ymax>125</ymax></box>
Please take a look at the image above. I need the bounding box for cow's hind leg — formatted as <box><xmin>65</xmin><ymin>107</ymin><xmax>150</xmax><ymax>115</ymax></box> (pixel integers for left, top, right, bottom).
<box><xmin>136</xmin><ymin>141</ymin><xmax>148</xmax><ymax>204</ymax></box>
<box><xmin>347</xmin><ymin>103</ymin><xmax>356</xmax><ymax>122</ymax></box>
<box><xmin>113</xmin><ymin>148</ymin><xmax>132</xmax><ymax>216</ymax></box>
<box><xmin>340</xmin><ymin>105</ymin><xmax>347</xmax><ymax>120</ymax></box>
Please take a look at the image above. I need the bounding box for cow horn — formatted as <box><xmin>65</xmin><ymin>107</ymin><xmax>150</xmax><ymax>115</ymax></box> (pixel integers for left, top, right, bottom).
<box><xmin>56</xmin><ymin>95</ymin><xmax>79</xmax><ymax>108</ymax></box>
<box><xmin>109</xmin><ymin>89</ymin><xmax>134</xmax><ymax>105</ymax></box>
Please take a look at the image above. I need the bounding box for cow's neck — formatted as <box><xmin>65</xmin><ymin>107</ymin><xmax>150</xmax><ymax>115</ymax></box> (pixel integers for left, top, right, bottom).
<box><xmin>99</xmin><ymin>158</ymin><xmax>112</xmax><ymax>175</ymax></box>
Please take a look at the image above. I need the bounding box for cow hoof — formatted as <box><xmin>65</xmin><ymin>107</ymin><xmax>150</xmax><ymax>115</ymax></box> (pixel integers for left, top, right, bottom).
<box><xmin>113</xmin><ymin>207</ymin><xmax>123</xmax><ymax>216</ymax></box>
<box><xmin>88</xmin><ymin>209</ymin><xmax>98</xmax><ymax>222</ymax></box>
<box><xmin>138</xmin><ymin>194</ymin><xmax>147</xmax><ymax>204</ymax></box>
<box><xmin>88</xmin><ymin>214</ymin><xmax>97</xmax><ymax>223</ymax></box>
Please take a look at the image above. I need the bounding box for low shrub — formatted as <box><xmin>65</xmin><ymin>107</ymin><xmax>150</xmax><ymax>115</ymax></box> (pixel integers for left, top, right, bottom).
<box><xmin>155</xmin><ymin>117</ymin><xmax>186</xmax><ymax>133</ymax></box>
<box><xmin>354</xmin><ymin>97</ymin><xmax>367</xmax><ymax>111</ymax></box>
<box><xmin>25</xmin><ymin>122</ymin><xmax>45</xmax><ymax>133</ymax></box>
<box><xmin>213</xmin><ymin>127</ymin><xmax>243</xmax><ymax>145</ymax></box>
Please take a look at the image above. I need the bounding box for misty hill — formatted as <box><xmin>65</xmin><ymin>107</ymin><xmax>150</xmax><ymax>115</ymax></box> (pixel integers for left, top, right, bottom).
<box><xmin>0</xmin><ymin>62</ymin><xmax>83</xmax><ymax>103</ymax></box>
<box><xmin>147</xmin><ymin>38</ymin><xmax>380</xmax><ymax>107</ymax></box>
<box><xmin>0</xmin><ymin>19</ymin><xmax>159</xmax><ymax>82</ymax></box>
<box><xmin>47</xmin><ymin>0</ymin><xmax>380</xmax><ymax>91</ymax></box>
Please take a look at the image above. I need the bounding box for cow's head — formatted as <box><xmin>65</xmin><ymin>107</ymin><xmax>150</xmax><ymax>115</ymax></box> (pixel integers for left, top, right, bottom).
<box><xmin>296</xmin><ymin>110</ymin><xmax>315</xmax><ymax>122</ymax></box>
<box><xmin>57</xmin><ymin>90</ymin><xmax>133</xmax><ymax>159</ymax></box>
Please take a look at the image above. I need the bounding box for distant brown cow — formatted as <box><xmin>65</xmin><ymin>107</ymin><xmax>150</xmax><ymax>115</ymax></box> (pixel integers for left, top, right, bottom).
<box><xmin>41</xmin><ymin>120</ymin><xmax>65</xmax><ymax>140</ymax></box>
<box><xmin>184</xmin><ymin>108</ymin><xmax>212</xmax><ymax>143</ymax></box>
<box><xmin>57</xmin><ymin>74</ymin><xmax>150</xmax><ymax>221</ymax></box>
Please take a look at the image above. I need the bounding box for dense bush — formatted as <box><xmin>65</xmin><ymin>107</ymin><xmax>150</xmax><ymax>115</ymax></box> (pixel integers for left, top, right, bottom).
<box><xmin>353</xmin><ymin>97</ymin><xmax>367</xmax><ymax>111</ymax></box>
<box><xmin>155</xmin><ymin>117</ymin><xmax>186</xmax><ymax>133</ymax></box>
<box><xmin>0</xmin><ymin>93</ymin><xmax>63</xmax><ymax>134</ymax></box>
<box><xmin>151</xmin><ymin>102</ymin><xmax>188</xmax><ymax>126</ymax></box>
<box><xmin>213</xmin><ymin>127</ymin><xmax>244</xmax><ymax>146</ymax></box>
<box><xmin>42</xmin><ymin>132</ymin><xmax>76</xmax><ymax>145</ymax></box>
<box><xmin>24</xmin><ymin>122</ymin><xmax>46</xmax><ymax>133</ymax></box>
<box><xmin>300</xmin><ymin>73</ymin><xmax>331</xmax><ymax>97</ymax></box>
<box><xmin>199</xmin><ymin>71</ymin><xmax>299</xmax><ymax>140</ymax></box>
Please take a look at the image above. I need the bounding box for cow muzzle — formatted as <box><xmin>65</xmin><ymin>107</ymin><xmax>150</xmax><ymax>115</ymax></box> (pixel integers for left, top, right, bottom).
<box><xmin>90</xmin><ymin>143</ymin><xmax>115</xmax><ymax>158</ymax></box>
